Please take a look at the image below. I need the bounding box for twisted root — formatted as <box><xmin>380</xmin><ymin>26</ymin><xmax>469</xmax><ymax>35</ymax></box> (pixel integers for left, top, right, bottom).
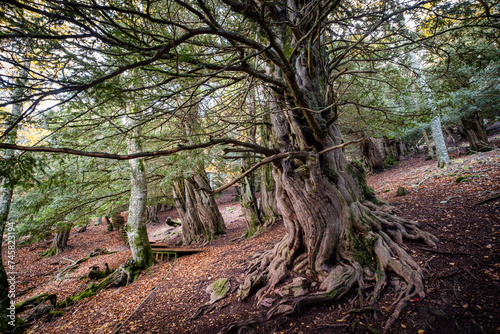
<box><xmin>238</xmin><ymin>201</ymin><xmax>437</xmax><ymax>333</ymax></box>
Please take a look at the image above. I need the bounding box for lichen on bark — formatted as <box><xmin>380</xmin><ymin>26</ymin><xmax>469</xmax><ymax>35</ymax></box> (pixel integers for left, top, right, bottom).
<box><xmin>123</xmin><ymin>109</ymin><xmax>154</xmax><ymax>269</ymax></box>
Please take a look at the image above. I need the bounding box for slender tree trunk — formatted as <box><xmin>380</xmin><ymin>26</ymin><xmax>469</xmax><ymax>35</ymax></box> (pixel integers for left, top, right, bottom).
<box><xmin>124</xmin><ymin>114</ymin><xmax>154</xmax><ymax>269</ymax></box>
<box><xmin>422</xmin><ymin>129</ymin><xmax>434</xmax><ymax>159</ymax></box>
<box><xmin>431</xmin><ymin>116</ymin><xmax>451</xmax><ymax>168</ymax></box>
<box><xmin>172</xmin><ymin>178</ymin><xmax>204</xmax><ymax>244</ymax></box>
<box><xmin>0</xmin><ymin>58</ymin><xmax>30</xmax><ymax>331</ymax></box>
<box><xmin>410</xmin><ymin>53</ymin><xmax>450</xmax><ymax>167</ymax></box>
<box><xmin>461</xmin><ymin>110</ymin><xmax>491</xmax><ymax>152</ymax></box>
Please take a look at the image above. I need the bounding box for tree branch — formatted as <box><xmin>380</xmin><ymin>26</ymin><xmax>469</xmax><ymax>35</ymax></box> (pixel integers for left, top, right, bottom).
<box><xmin>0</xmin><ymin>139</ymin><xmax>278</xmax><ymax>160</ymax></box>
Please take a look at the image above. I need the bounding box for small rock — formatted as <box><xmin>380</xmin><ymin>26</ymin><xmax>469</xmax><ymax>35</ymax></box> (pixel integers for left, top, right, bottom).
<box><xmin>396</xmin><ymin>187</ymin><xmax>408</xmax><ymax>196</ymax></box>
<box><xmin>206</xmin><ymin>278</ymin><xmax>230</xmax><ymax>304</ymax></box>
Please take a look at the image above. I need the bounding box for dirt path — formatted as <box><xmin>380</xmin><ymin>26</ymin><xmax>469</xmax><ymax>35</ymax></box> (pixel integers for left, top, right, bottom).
<box><xmin>4</xmin><ymin>149</ymin><xmax>500</xmax><ymax>334</ymax></box>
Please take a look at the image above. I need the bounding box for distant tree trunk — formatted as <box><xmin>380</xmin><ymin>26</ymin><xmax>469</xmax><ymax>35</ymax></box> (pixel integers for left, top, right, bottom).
<box><xmin>361</xmin><ymin>137</ymin><xmax>386</xmax><ymax>172</ymax></box>
<box><xmin>384</xmin><ymin>137</ymin><xmax>401</xmax><ymax>163</ymax></box>
<box><xmin>123</xmin><ymin>112</ymin><xmax>154</xmax><ymax>269</ymax></box>
<box><xmin>173</xmin><ymin>102</ymin><xmax>226</xmax><ymax>242</ymax></box>
<box><xmin>259</xmin><ymin>116</ymin><xmax>279</xmax><ymax>226</ymax></box>
<box><xmin>104</xmin><ymin>216</ymin><xmax>113</xmax><ymax>231</ymax></box>
<box><xmin>260</xmin><ymin>163</ymin><xmax>279</xmax><ymax>226</ymax></box>
<box><xmin>422</xmin><ymin>129</ymin><xmax>434</xmax><ymax>159</ymax></box>
<box><xmin>111</xmin><ymin>214</ymin><xmax>124</xmax><ymax>230</ymax></box>
<box><xmin>53</xmin><ymin>228</ymin><xmax>71</xmax><ymax>254</ymax></box>
<box><xmin>461</xmin><ymin>110</ymin><xmax>491</xmax><ymax>152</ymax></box>
<box><xmin>431</xmin><ymin>116</ymin><xmax>451</xmax><ymax>168</ymax></box>
<box><xmin>240</xmin><ymin>157</ymin><xmax>263</xmax><ymax>237</ymax></box>
<box><xmin>146</xmin><ymin>205</ymin><xmax>159</xmax><ymax>225</ymax></box>
<box><xmin>173</xmin><ymin>178</ymin><xmax>205</xmax><ymax>244</ymax></box>
<box><xmin>192</xmin><ymin>173</ymin><xmax>226</xmax><ymax>239</ymax></box>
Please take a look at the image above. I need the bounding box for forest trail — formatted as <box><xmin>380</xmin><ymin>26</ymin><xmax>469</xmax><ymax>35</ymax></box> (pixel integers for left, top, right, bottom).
<box><xmin>4</xmin><ymin>148</ymin><xmax>500</xmax><ymax>334</ymax></box>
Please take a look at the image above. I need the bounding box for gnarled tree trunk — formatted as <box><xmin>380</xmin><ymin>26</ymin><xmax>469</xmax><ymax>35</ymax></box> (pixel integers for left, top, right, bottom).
<box><xmin>146</xmin><ymin>205</ymin><xmax>159</xmax><ymax>225</ymax></box>
<box><xmin>360</xmin><ymin>137</ymin><xmax>386</xmax><ymax>172</ymax></box>
<box><xmin>384</xmin><ymin>137</ymin><xmax>401</xmax><ymax>164</ymax></box>
<box><xmin>461</xmin><ymin>110</ymin><xmax>491</xmax><ymax>152</ymax></box>
<box><xmin>173</xmin><ymin>178</ymin><xmax>205</xmax><ymax>245</ymax></box>
<box><xmin>260</xmin><ymin>163</ymin><xmax>278</xmax><ymax>226</ymax></box>
<box><xmin>192</xmin><ymin>173</ymin><xmax>226</xmax><ymax>239</ymax></box>
<box><xmin>238</xmin><ymin>8</ymin><xmax>437</xmax><ymax>329</ymax></box>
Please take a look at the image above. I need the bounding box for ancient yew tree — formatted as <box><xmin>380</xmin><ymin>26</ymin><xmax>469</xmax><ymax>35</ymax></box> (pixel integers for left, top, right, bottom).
<box><xmin>1</xmin><ymin>0</ymin><xmax>492</xmax><ymax>330</ymax></box>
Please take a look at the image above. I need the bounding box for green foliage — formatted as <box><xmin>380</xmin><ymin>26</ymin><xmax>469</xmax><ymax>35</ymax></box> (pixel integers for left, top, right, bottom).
<box><xmin>0</xmin><ymin>153</ymin><xmax>40</xmax><ymax>188</ymax></box>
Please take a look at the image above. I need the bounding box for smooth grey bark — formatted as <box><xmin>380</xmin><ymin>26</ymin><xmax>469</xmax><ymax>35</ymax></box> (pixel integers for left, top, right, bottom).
<box><xmin>431</xmin><ymin>116</ymin><xmax>451</xmax><ymax>168</ymax></box>
<box><xmin>123</xmin><ymin>113</ymin><xmax>154</xmax><ymax>268</ymax></box>
<box><xmin>410</xmin><ymin>53</ymin><xmax>450</xmax><ymax>167</ymax></box>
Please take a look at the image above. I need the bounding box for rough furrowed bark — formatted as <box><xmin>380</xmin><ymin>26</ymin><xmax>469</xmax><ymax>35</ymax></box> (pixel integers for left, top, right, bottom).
<box><xmin>240</xmin><ymin>168</ymin><xmax>263</xmax><ymax>238</ymax></box>
<box><xmin>461</xmin><ymin>110</ymin><xmax>491</xmax><ymax>152</ymax></box>
<box><xmin>240</xmin><ymin>154</ymin><xmax>438</xmax><ymax>332</ymax></box>
<box><xmin>361</xmin><ymin>137</ymin><xmax>386</xmax><ymax>172</ymax></box>
<box><xmin>259</xmin><ymin>163</ymin><xmax>279</xmax><ymax>227</ymax></box>
<box><xmin>40</xmin><ymin>227</ymin><xmax>71</xmax><ymax>257</ymax></box>
<box><xmin>192</xmin><ymin>173</ymin><xmax>226</xmax><ymax>239</ymax></box>
<box><xmin>173</xmin><ymin>178</ymin><xmax>205</xmax><ymax>245</ymax></box>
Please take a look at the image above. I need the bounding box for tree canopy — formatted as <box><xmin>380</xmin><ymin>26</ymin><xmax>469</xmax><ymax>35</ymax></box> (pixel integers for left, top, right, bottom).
<box><xmin>1</xmin><ymin>0</ymin><xmax>498</xmax><ymax>331</ymax></box>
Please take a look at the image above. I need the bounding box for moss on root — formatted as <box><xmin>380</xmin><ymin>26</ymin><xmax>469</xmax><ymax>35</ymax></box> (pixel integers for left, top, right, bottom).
<box><xmin>349</xmin><ymin>232</ymin><xmax>376</xmax><ymax>270</ymax></box>
<box><xmin>40</xmin><ymin>247</ymin><xmax>57</xmax><ymax>258</ymax></box>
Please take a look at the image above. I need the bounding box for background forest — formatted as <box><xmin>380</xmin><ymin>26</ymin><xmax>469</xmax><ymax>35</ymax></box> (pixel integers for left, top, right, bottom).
<box><xmin>0</xmin><ymin>0</ymin><xmax>499</xmax><ymax>333</ymax></box>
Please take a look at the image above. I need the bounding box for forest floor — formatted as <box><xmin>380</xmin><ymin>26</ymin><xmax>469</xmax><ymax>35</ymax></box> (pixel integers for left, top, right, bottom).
<box><xmin>4</xmin><ymin>136</ymin><xmax>500</xmax><ymax>334</ymax></box>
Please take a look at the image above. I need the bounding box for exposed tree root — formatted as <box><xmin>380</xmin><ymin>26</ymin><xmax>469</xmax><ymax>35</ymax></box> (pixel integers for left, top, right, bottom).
<box><xmin>17</xmin><ymin>259</ymin><xmax>143</xmax><ymax>326</ymax></box>
<box><xmin>236</xmin><ymin>201</ymin><xmax>438</xmax><ymax>333</ymax></box>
